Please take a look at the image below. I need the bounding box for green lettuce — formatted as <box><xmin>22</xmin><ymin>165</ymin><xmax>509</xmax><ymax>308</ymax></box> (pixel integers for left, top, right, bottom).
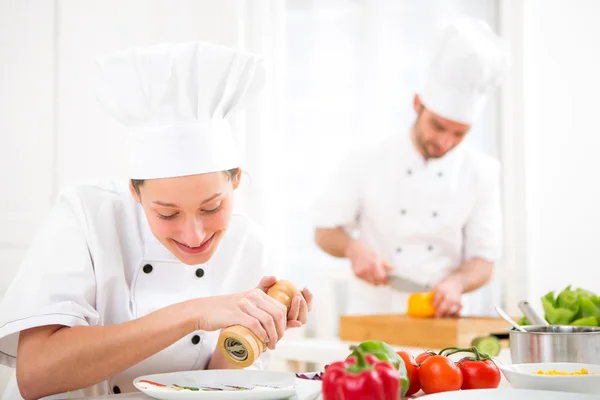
<box><xmin>556</xmin><ymin>285</ymin><xmax>580</xmax><ymax>312</ymax></box>
<box><xmin>572</xmin><ymin>316</ymin><xmax>599</xmax><ymax>326</ymax></box>
<box><xmin>578</xmin><ymin>297</ymin><xmax>600</xmax><ymax>319</ymax></box>
<box><xmin>519</xmin><ymin>286</ymin><xmax>600</xmax><ymax>326</ymax></box>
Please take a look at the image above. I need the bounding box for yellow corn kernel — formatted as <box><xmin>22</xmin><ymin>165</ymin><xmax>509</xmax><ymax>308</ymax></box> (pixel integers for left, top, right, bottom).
<box><xmin>533</xmin><ymin>368</ymin><xmax>594</xmax><ymax>376</ymax></box>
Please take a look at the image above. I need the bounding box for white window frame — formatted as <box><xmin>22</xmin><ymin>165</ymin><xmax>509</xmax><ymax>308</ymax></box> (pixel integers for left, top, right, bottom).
<box><xmin>497</xmin><ymin>0</ymin><xmax>529</xmax><ymax>315</ymax></box>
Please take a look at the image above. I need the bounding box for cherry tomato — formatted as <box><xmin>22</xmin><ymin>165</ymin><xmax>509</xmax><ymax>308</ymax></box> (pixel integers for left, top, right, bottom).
<box><xmin>457</xmin><ymin>358</ymin><xmax>501</xmax><ymax>390</ymax></box>
<box><xmin>415</xmin><ymin>351</ymin><xmax>436</xmax><ymax>365</ymax></box>
<box><xmin>397</xmin><ymin>351</ymin><xmax>421</xmax><ymax>396</ymax></box>
<box><xmin>419</xmin><ymin>355</ymin><xmax>463</xmax><ymax>394</ymax></box>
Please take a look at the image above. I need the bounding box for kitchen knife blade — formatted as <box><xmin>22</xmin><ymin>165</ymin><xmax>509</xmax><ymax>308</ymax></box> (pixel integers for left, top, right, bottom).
<box><xmin>387</xmin><ymin>274</ymin><xmax>431</xmax><ymax>293</ymax></box>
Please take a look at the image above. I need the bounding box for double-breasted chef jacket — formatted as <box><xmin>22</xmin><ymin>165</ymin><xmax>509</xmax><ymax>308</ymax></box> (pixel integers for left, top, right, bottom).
<box><xmin>0</xmin><ymin>180</ymin><xmax>272</xmax><ymax>399</ymax></box>
<box><xmin>313</xmin><ymin>131</ymin><xmax>502</xmax><ymax>315</ymax></box>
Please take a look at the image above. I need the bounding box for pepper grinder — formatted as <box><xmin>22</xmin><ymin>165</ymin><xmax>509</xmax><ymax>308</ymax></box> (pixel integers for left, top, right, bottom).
<box><xmin>217</xmin><ymin>279</ymin><xmax>300</xmax><ymax>368</ymax></box>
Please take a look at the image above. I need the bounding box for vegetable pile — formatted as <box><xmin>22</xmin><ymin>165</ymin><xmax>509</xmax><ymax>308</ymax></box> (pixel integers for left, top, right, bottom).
<box><xmin>323</xmin><ymin>347</ymin><xmax>402</xmax><ymax>400</ymax></box>
<box><xmin>518</xmin><ymin>285</ymin><xmax>600</xmax><ymax>326</ymax></box>
<box><xmin>401</xmin><ymin>346</ymin><xmax>501</xmax><ymax>396</ymax></box>
<box><xmin>297</xmin><ymin>340</ymin><xmax>501</xmax><ymax>399</ymax></box>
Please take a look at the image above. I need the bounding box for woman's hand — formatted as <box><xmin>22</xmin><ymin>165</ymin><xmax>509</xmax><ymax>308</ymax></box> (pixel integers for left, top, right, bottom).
<box><xmin>257</xmin><ymin>276</ymin><xmax>313</xmax><ymax>329</ymax></box>
<box><xmin>195</xmin><ymin>276</ymin><xmax>312</xmax><ymax>350</ymax></box>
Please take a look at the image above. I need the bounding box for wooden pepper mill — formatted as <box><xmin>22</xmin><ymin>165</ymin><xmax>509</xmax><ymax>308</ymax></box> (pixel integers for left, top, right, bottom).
<box><xmin>217</xmin><ymin>279</ymin><xmax>300</xmax><ymax>368</ymax></box>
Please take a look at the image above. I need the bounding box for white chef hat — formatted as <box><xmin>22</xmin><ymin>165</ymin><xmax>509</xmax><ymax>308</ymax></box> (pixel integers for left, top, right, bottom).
<box><xmin>95</xmin><ymin>41</ymin><xmax>265</xmax><ymax>179</ymax></box>
<box><xmin>420</xmin><ymin>18</ymin><xmax>511</xmax><ymax>125</ymax></box>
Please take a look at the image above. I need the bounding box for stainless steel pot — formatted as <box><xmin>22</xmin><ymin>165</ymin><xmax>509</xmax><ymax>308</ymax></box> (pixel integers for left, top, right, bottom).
<box><xmin>509</xmin><ymin>325</ymin><xmax>600</xmax><ymax>364</ymax></box>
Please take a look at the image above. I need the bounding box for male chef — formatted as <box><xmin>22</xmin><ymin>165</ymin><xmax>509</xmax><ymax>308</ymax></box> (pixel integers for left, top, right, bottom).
<box><xmin>313</xmin><ymin>18</ymin><xmax>511</xmax><ymax>317</ymax></box>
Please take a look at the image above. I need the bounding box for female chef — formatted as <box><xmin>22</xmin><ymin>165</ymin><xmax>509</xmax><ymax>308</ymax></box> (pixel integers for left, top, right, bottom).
<box><xmin>0</xmin><ymin>42</ymin><xmax>312</xmax><ymax>399</ymax></box>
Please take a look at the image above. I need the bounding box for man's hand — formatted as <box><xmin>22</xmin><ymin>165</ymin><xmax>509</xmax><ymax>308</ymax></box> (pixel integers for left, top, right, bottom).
<box><xmin>431</xmin><ymin>258</ymin><xmax>494</xmax><ymax>317</ymax></box>
<box><xmin>345</xmin><ymin>239</ymin><xmax>393</xmax><ymax>286</ymax></box>
<box><xmin>432</xmin><ymin>276</ymin><xmax>464</xmax><ymax>317</ymax></box>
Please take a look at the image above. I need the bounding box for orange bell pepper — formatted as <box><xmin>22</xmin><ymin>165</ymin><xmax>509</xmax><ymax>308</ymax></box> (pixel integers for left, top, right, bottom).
<box><xmin>407</xmin><ymin>292</ymin><xmax>436</xmax><ymax>318</ymax></box>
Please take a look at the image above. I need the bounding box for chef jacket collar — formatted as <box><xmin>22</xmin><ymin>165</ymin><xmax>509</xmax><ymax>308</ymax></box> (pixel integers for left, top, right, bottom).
<box><xmin>399</xmin><ymin>127</ymin><xmax>463</xmax><ymax>172</ymax></box>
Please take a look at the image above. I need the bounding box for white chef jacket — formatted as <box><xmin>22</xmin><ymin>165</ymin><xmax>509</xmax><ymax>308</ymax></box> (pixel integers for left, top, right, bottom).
<box><xmin>0</xmin><ymin>180</ymin><xmax>273</xmax><ymax>399</ymax></box>
<box><xmin>314</xmin><ymin>131</ymin><xmax>502</xmax><ymax>315</ymax></box>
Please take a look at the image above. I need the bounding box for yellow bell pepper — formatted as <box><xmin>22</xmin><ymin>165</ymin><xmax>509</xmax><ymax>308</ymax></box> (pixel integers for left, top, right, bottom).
<box><xmin>407</xmin><ymin>292</ymin><xmax>436</xmax><ymax>318</ymax></box>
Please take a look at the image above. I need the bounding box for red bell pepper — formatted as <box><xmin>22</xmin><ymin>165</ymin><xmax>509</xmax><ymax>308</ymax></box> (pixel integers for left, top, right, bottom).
<box><xmin>322</xmin><ymin>347</ymin><xmax>401</xmax><ymax>400</ymax></box>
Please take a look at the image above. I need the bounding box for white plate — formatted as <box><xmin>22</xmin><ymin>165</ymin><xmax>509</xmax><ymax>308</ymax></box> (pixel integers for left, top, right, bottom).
<box><xmin>498</xmin><ymin>362</ymin><xmax>600</xmax><ymax>395</ymax></box>
<box><xmin>420</xmin><ymin>388</ymin><xmax>600</xmax><ymax>399</ymax></box>
<box><xmin>133</xmin><ymin>370</ymin><xmax>297</xmax><ymax>399</ymax></box>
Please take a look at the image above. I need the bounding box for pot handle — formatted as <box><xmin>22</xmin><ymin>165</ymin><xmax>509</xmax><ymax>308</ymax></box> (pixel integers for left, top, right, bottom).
<box><xmin>518</xmin><ymin>300</ymin><xmax>549</xmax><ymax>326</ymax></box>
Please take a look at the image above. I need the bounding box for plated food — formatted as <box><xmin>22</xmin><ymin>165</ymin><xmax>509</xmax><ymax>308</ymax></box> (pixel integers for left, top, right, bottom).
<box><xmin>133</xmin><ymin>370</ymin><xmax>297</xmax><ymax>400</ymax></box>
<box><xmin>137</xmin><ymin>379</ymin><xmax>291</xmax><ymax>392</ymax></box>
<box><xmin>498</xmin><ymin>362</ymin><xmax>600</xmax><ymax>395</ymax></box>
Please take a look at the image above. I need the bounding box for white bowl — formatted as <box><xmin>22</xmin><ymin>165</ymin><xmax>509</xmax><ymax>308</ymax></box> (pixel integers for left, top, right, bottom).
<box><xmin>498</xmin><ymin>362</ymin><xmax>600</xmax><ymax>394</ymax></box>
<box><xmin>294</xmin><ymin>371</ymin><xmax>322</xmax><ymax>400</ymax></box>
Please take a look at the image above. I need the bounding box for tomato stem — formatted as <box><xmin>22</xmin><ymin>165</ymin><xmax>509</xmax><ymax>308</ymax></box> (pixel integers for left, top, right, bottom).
<box><xmin>441</xmin><ymin>346</ymin><xmax>490</xmax><ymax>361</ymax></box>
<box><xmin>438</xmin><ymin>346</ymin><xmax>459</xmax><ymax>355</ymax></box>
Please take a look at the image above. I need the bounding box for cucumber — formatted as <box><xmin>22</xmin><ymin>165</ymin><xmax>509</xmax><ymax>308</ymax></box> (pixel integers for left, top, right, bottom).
<box><xmin>471</xmin><ymin>335</ymin><xmax>501</xmax><ymax>357</ymax></box>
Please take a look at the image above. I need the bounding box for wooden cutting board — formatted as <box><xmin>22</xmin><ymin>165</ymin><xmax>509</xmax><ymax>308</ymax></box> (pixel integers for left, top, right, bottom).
<box><xmin>339</xmin><ymin>314</ymin><xmax>513</xmax><ymax>349</ymax></box>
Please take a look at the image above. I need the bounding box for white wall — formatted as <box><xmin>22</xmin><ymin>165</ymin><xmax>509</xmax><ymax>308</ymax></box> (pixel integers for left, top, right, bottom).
<box><xmin>0</xmin><ymin>1</ymin><xmax>57</xmax><ymax>392</ymax></box>
<box><xmin>0</xmin><ymin>0</ymin><xmax>56</xmax><ymax>305</ymax></box>
<box><xmin>516</xmin><ymin>0</ymin><xmax>600</xmax><ymax>309</ymax></box>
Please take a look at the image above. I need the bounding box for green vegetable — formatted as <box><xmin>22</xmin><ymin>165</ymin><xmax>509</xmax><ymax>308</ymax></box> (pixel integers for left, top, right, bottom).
<box><xmin>471</xmin><ymin>335</ymin><xmax>501</xmax><ymax>357</ymax></box>
<box><xmin>517</xmin><ymin>316</ymin><xmax>530</xmax><ymax>326</ymax></box>
<box><xmin>522</xmin><ymin>285</ymin><xmax>600</xmax><ymax>327</ymax></box>
<box><xmin>575</xmin><ymin>288</ymin><xmax>597</xmax><ymax>300</ymax></box>
<box><xmin>348</xmin><ymin>340</ymin><xmax>409</xmax><ymax>397</ymax></box>
<box><xmin>557</xmin><ymin>285</ymin><xmax>580</xmax><ymax>312</ymax></box>
<box><xmin>542</xmin><ymin>290</ymin><xmax>577</xmax><ymax>324</ymax></box>
<box><xmin>578</xmin><ymin>297</ymin><xmax>600</xmax><ymax>320</ymax></box>
<box><xmin>175</xmin><ymin>385</ymin><xmax>200</xmax><ymax>391</ymax></box>
<box><xmin>572</xmin><ymin>316</ymin><xmax>599</xmax><ymax>326</ymax></box>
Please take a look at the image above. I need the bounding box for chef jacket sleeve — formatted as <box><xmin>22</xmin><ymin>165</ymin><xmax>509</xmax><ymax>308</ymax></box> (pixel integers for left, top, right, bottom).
<box><xmin>463</xmin><ymin>160</ymin><xmax>503</xmax><ymax>263</ymax></box>
<box><xmin>0</xmin><ymin>186</ymin><xmax>99</xmax><ymax>368</ymax></box>
<box><xmin>313</xmin><ymin>153</ymin><xmax>363</xmax><ymax>231</ymax></box>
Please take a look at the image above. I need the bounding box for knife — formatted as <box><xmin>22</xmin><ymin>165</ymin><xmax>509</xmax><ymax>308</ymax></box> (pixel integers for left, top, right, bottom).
<box><xmin>387</xmin><ymin>274</ymin><xmax>431</xmax><ymax>293</ymax></box>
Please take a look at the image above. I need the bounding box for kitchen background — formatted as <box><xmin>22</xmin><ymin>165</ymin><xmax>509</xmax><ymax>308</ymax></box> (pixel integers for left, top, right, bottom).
<box><xmin>1</xmin><ymin>0</ymin><xmax>600</xmax><ymax>392</ymax></box>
